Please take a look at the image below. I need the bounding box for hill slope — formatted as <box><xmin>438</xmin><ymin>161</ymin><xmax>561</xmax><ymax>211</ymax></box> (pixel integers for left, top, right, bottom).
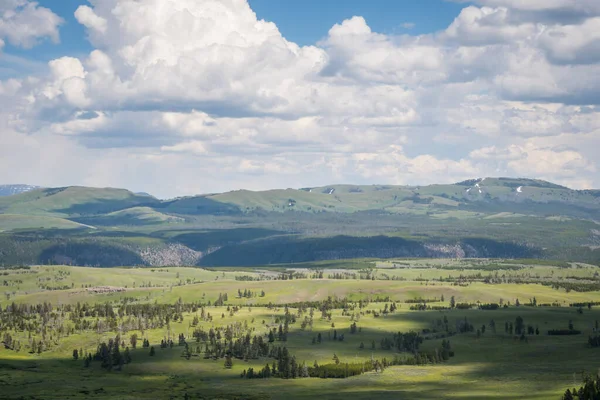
<box><xmin>198</xmin><ymin>178</ymin><xmax>600</xmax><ymax>218</ymax></box>
<box><xmin>0</xmin><ymin>178</ymin><xmax>598</xmax><ymax>267</ymax></box>
<box><xmin>0</xmin><ymin>187</ymin><xmax>160</xmax><ymax>218</ymax></box>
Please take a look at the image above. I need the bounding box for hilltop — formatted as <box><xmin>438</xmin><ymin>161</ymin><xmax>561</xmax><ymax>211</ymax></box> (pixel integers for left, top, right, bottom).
<box><xmin>0</xmin><ymin>178</ymin><xmax>598</xmax><ymax>267</ymax></box>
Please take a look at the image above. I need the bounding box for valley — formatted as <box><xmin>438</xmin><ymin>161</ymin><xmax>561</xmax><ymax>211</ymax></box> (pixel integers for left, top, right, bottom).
<box><xmin>1</xmin><ymin>259</ymin><xmax>600</xmax><ymax>399</ymax></box>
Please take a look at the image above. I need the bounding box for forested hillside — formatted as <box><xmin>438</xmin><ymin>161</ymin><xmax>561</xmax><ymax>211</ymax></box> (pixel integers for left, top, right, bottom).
<box><xmin>0</xmin><ymin>178</ymin><xmax>598</xmax><ymax>267</ymax></box>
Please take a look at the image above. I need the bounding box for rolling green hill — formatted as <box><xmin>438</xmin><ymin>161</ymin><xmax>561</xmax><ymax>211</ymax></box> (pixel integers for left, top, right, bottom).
<box><xmin>72</xmin><ymin>206</ymin><xmax>185</xmax><ymax>226</ymax></box>
<box><xmin>0</xmin><ymin>214</ymin><xmax>93</xmax><ymax>231</ymax></box>
<box><xmin>0</xmin><ymin>177</ymin><xmax>598</xmax><ymax>267</ymax></box>
<box><xmin>0</xmin><ymin>186</ymin><xmax>160</xmax><ymax>217</ymax></box>
<box><xmin>198</xmin><ymin>179</ymin><xmax>600</xmax><ymax>217</ymax></box>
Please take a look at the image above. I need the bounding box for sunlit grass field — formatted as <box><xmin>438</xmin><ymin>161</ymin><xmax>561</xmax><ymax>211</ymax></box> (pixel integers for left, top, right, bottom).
<box><xmin>1</xmin><ymin>260</ymin><xmax>600</xmax><ymax>399</ymax></box>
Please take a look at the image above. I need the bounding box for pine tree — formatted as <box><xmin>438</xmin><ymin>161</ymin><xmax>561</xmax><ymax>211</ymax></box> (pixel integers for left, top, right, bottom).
<box><xmin>332</xmin><ymin>353</ymin><xmax>340</xmax><ymax>365</ymax></box>
<box><xmin>562</xmin><ymin>388</ymin><xmax>574</xmax><ymax>400</ymax></box>
<box><xmin>130</xmin><ymin>334</ymin><xmax>138</xmax><ymax>349</ymax></box>
<box><xmin>515</xmin><ymin>316</ymin><xmax>524</xmax><ymax>335</ymax></box>
<box><xmin>224</xmin><ymin>354</ymin><xmax>233</xmax><ymax>369</ymax></box>
<box><xmin>149</xmin><ymin>346</ymin><xmax>155</xmax><ymax>356</ymax></box>
<box><xmin>124</xmin><ymin>347</ymin><xmax>132</xmax><ymax>364</ymax></box>
<box><xmin>112</xmin><ymin>339</ymin><xmax>122</xmax><ymax>367</ymax></box>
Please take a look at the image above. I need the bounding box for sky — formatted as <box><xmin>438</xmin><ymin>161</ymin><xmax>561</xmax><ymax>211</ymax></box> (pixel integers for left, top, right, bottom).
<box><xmin>0</xmin><ymin>0</ymin><xmax>599</xmax><ymax>198</ymax></box>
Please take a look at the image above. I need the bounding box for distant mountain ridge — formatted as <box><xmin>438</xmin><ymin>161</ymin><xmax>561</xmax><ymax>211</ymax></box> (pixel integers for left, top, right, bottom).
<box><xmin>0</xmin><ymin>184</ymin><xmax>40</xmax><ymax>197</ymax></box>
<box><xmin>0</xmin><ymin>177</ymin><xmax>599</xmax><ymax>267</ymax></box>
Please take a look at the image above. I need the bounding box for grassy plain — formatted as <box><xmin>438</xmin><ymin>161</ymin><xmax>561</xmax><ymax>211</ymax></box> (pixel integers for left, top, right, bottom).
<box><xmin>1</xmin><ymin>259</ymin><xmax>600</xmax><ymax>399</ymax></box>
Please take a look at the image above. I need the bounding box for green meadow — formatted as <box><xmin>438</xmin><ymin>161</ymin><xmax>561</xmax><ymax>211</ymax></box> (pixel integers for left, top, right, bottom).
<box><xmin>1</xmin><ymin>259</ymin><xmax>600</xmax><ymax>399</ymax></box>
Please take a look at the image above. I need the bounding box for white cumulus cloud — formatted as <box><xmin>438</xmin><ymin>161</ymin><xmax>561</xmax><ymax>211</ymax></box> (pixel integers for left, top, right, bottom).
<box><xmin>0</xmin><ymin>0</ymin><xmax>63</xmax><ymax>49</ymax></box>
<box><xmin>0</xmin><ymin>0</ymin><xmax>599</xmax><ymax>196</ymax></box>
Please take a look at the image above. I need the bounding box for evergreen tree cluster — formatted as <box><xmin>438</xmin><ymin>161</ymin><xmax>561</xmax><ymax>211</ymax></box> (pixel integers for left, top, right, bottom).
<box><xmin>587</xmin><ymin>335</ymin><xmax>600</xmax><ymax>348</ymax></box>
<box><xmin>213</xmin><ymin>293</ymin><xmax>228</xmax><ymax>306</ymax></box>
<box><xmin>187</xmin><ymin>324</ymin><xmax>272</xmax><ymax>361</ymax></box>
<box><xmin>242</xmin><ymin>340</ymin><xmax>455</xmax><ymax>381</ymax></box>
<box><xmin>379</xmin><ymin>331</ymin><xmax>423</xmax><ymax>352</ymax></box>
<box><xmin>84</xmin><ymin>335</ymin><xmax>132</xmax><ymax>371</ymax></box>
<box><xmin>563</xmin><ymin>375</ymin><xmax>600</xmax><ymax>400</ymax></box>
<box><xmin>236</xmin><ymin>288</ymin><xmax>264</xmax><ymax>298</ymax></box>
<box><xmin>478</xmin><ymin>303</ymin><xmax>500</xmax><ymax>310</ymax></box>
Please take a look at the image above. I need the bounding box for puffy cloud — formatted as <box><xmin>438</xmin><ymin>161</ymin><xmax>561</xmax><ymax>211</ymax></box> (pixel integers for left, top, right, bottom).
<box><xmin>443</xmin><ymin>6</ymin><xmax>537</xmax><ymax>45</ymax></box>
<box><xmin>501</xmin><ymin>106</ymin><xmax>568</xmax><ymax>137</ymax></box>
<box><xmin>493</xmin><ymin>44</ymin><xmax>600</xmax><ymax>105</ymax></box>
<box><xmin>469</xmin><ymin>144</ymin><xmax>525</xmax><ymax>160</ymax></box>
<box><xmin>1</xmin><ymin>0</ymin><xmax>600</xmax><ymax>195</ymax></box>
<box><xmin>471</xmin><ymin>0</ymin><xmax>600</xmax><ymax>14</ymax></box>
<box><xmin>63</xmin><ymin>0</ymin><xmax>328</xmax><ymax>117</ymax></box>
<box><xmin>469</xmin><ymin>143</ymin><xmax>597</xmax><ymax>185</ymax></box>
<box><xmin>507</xmin><ymin>144</ymin><xmax>596</xmax><ymax>177</ymax></box>
<box><xmin>0</xmin><ymin>0</ymin><xmax>63</xmax><ymax>49</ymax></box>
<box><xmin>74</xmin><ymin>5</ymin><xmax>107</xmax><ymax>35</ymax></box>
<box><xmin>347</xmin><ymin>145</ymin><xmax>478</xmax><ymax>185</ymax></box>
<box><xmin>538</xmin><ymin>17</ymin><xmax>600</xmax><ymax>64</ymax></box>
<box><xmin>467</xmin><ymin>0</ymin><xmax>600</xmax><ymax>24</ymax></box>
<box><xmin>321</xmin><ymin>16</ymin><xmax>445</xmax><ymax>84</ymax></box>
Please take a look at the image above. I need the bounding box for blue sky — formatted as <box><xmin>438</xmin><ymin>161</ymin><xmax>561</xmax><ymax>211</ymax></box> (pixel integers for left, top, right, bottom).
<box><xmin>0</xmin><ymin>0</ymin><xmax>599</xmax><ymax>195</ymax></box>
<box><xmin>5</xmin><ymin>0</ymin><xmax>467</xmax><ymax>62</ymax></box>
<box><xmin>249</xmin><ymin>0</ymin><xmax>467</xmax><ymax>44</ymax></box>
<box><xmin>5</xmin><ymin>0</ymin><xmax>90</xmax><ymax>60</ymax></box>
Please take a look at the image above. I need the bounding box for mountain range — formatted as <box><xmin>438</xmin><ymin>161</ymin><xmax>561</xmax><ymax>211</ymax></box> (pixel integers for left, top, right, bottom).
<box><xmin>0</xmin><ymin>177</ymin><xmax>598</xmax><ymax>267</ymax></box>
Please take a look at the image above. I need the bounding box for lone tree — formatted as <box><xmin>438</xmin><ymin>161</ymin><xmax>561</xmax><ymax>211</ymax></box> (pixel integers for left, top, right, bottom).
<box><xmin>224</xmin><ymin>354</ymin><xmax>233</xmax><ymax>369</ymax></box>
<box><xmin>515</xmin><ymin>316</ymin><xmax>524</xmax><ymax>335</ymax></box>
<box><xmin>332</xmin><ymin>354</ymin><xmax>340</xmax><ymax>365</ymax></box>
<box><xmin>130</xmin><ymin>334</ymin><xmax>138</xmax><ymax>349</ymax></box>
